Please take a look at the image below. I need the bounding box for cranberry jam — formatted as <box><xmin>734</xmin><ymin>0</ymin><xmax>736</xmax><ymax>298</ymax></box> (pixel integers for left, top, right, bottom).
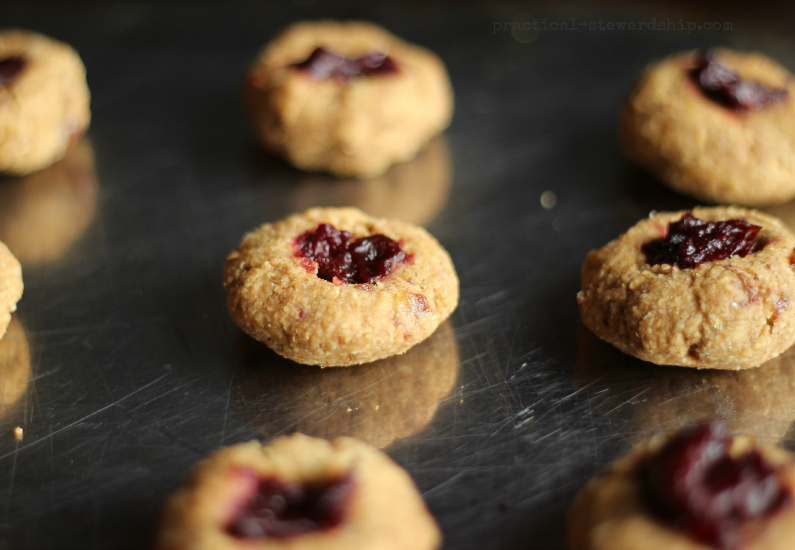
<box><xmin>295</xmin><ymin>223</ymin><xmax>411</xmax><ymax>285</ymax></box>
<box><xmin>690</xmin><ymin>54</ymin><xmax>788</xmax><ymax>111</ymax></box>
<box><xmin>642</xmin><ymin>213</ymin><xmax>763</xmax><ymax>269</ymax></box>
<box><xmin>227</xmin><ymin>474</ymin><xmax>355</xmax><ymax>539</ymax></box>
<box><xmin>642</xmin><ymin>423</ymin><xmax>789</xmax><ymax>549</ymax></box>
<box><xmin>0</xmin><ymin>56</ymin><xmax>27</xmax><ymax>87</ymax></box>
<box><xmin>292</xmin><ymin>47</ymin><xmax>398</xmax><ymax>81</ymax></box>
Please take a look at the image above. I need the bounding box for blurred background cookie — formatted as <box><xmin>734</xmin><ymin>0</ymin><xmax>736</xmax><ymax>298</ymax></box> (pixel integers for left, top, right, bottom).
<box><xmin>0</xmin><ymin>30</ymin><xmax>91</xmax><ymax>175</ymax></box>
<box><xmin>292</xmin><ymin>136</ymin><xmax>451</xmax><ymax>227</ymax></box>
<box><xmin>233</xmin><ymin>322</ymin><xmax>459</xmax><ymax>449</ymax></box>
<box><xmin>0</xmin><ymin>138</ymin><xmax>97</xmax><ymax>265</ymax></box>
<box><xmin>245</xmin><ymin>20</ymin><xmax>453</xmax><ymax>178</ymax></box>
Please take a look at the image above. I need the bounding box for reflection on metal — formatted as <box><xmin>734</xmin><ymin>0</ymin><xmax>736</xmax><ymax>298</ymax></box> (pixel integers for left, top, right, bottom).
<box><xmin>0</xmin><ymin>317</ymin><xmax>30</xmax><ymax>422</ymax></box>
<box><xmin>292</xmin><ymin>136</ymin><xmax>452</xmax><ymax>227</ymax></box>
<box><xmin>232</xmin><ymin>322</ymin><xmax>459</xmax><ymax>449</ymax></box>
<box><xmin>0</xmin><ymin>139</ymin><xmax>98</xmax><ymax>266</ymax></box>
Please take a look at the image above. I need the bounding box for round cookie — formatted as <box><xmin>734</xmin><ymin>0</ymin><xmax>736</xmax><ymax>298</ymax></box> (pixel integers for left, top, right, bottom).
<box><xmin>223</xmin><ymin>207</ymin><xmax>459</xmax><ymax>367</ymax></box>
<box><xmin>245</xmin><ymin>20</ymin><xmax>453</xmax><ymax>178</ymax></box>
<box><xmin>0</xmin><ymin>30</ymin><xmax>91</xmax><ymax>175</ymax></box>
<box><xmin>0</xmin><ymin>241</ymin><xmax>22</xmax><ymax>340</ymax></box>
<box><xmin>568</xmin><ymin>425</ymin><xmax>795</xmax><ymax>550</ymax></box>
<box><xmin>578</xmin><ymin>206</ymin><xmax>795</xmax><ymax>370</ymax></box>
<box><xmin>0</xmin><ymin>138</ymin><xmax>97</xmax><ymax>265</ymax></box>
<box><xmin>155</xmin><ymin>434</ymin><xmax>441</xmax><ymax>550</ymax></box>
<box><xmin>234</xmin><ymin>322</ymin><xmax>459</xmax><ymax>449</ymax></box>
<box><xmin>620</xmin><ymin>49</ymin><xmax>795</xmax><ymax>206</ymax></box>
<box><xmin>0</xmin><ymin>317</ymin><xmax>30</xmax><ymax>422</ymax></box>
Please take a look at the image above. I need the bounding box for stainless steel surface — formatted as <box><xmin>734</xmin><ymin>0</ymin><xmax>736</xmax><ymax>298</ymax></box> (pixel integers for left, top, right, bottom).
<box><xmin>2</xmin><ymin>3</ymin><xmax>795</xmax><ymax>549</ymax></box>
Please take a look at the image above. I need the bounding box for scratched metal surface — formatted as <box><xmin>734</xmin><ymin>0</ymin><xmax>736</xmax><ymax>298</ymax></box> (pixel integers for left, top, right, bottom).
<box><xmin>2</xmin><ymin>2</ymin><xmax>795</xmax><ymax>549</ymax></box>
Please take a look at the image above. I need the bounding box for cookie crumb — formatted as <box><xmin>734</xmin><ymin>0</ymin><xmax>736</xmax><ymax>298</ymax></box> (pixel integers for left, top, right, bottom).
<box><xmin>13</xmin><ymin>427</ymin><xmax>23</xmax><ymax>440</ymax></box>
<box><xmin>540</xmin><ymin>190</ymin><xmax>557</xmax><ymax>209</ymax></box>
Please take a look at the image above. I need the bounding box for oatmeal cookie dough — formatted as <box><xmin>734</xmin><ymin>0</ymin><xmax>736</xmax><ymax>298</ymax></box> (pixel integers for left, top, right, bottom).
<box><xmin>568</xmin><ymin>428</ymin><xmax>795</xmax><ymax>550</ymax></box>
<box><xmin>620</xmin><ymin>49</ymin><xmax>795</xmax><ymax>206</ymax></box>
<box><xmin>0</xmin><ymin>30</ymin><xmax>91</xmax><ymax>175</ymax></box>
<box><xmin>577</xmin><ymin>207</ymin><xmax>795</xmax><ymax>370</ymax></box>
<box><xmin>0</xmin><ymin>242</ymin><xmax>22</xmax><ymax>340</ymax></box>
<box><xmin>155</xmin><ymin>434</ymin><xmax>441</xmax><ymax>550</ymax></box>
<box><xmin>223</xmin><ymin>207</ymin><xmax>458</xmax><ymax>367</ymax></box>
<box><xmin>245</xmin><ymin>20</ymin><xmax>453</xmax><ymax>178</ymax></box>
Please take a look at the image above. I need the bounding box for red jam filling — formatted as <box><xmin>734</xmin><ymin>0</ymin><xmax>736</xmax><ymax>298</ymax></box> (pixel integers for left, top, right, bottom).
<box><xmin>292</xmin><ymin>47</ymin><xmax>398</xmax><ymax>81</ymax></box>
<box><xmin>642</xmin><ymin>423</ymin><xmax>789</xmax><ymax>549</ymax></box>
<box><xmin>294</xmin><ymin>223</ymin><xmax>412</xmax><ymax>285</ymax></box>
<box><xmin>0</xmin><ymin>56</ymin><xmax>27</xmax><ymax>87</ymax></box>
<box><xmin>690</xmin><ymin>54</ymin><xmax>788</xmax><ymax>111</ymax></box>
<box><xmin>642</xmin><ymin>213</ymin><xmax>763</xmax><ymax>269</ymax></box>
<box><xmin>227</xmin><ymin>474</ymin><xmax>355</xmax><ymax>539</ymax></box>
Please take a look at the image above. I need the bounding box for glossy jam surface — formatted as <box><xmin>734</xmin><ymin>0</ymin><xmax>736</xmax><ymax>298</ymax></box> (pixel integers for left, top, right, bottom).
<box><xmin>292</xmin><ymin>47</ymin><xmax>398</xmax><ymax>81</ymax></box>
<box><xmin>0</xmin><ymin>56</ymin><xmax>26</xmax><ymax>87</ymax></box>
<box><xmin>295</xmin><ymin>223</ymin><xmax>411</xmax><ymax>285</ymax></box>
<box><xmin>642</xmin><ymin>213</ymin><xmax>763</xmax><ymax>269</ymax></box>
<box><xmin>691</xmin><ymin>54</ymin><xmax>788</xmax><ymax>111</ymax></box>
<box><xmin>228</xmin><ymin>474</ymin><xmax>355</xmax><ymax>539</ymax></box>
<box><xmin>642</xmin><ymin>423</ymin><xmax>789</xmax><ymax>549</ymax></box>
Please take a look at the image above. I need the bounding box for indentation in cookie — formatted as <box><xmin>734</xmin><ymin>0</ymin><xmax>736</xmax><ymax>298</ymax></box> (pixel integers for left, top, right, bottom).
<box><xmin>0</xmin><ymin>56</ymin><xmax>26</xmax><ymax>87</ymax></box>
<box><xmin>292</xmin><ymin>46</ymin><xmax>398</xmax><ymax>81</ymax></box>
<box><xmin>294</xmin><ymin>223</ymin><xmax>412</xmax><ymax>284</ymax></box>
<box><xmin>227</xmin><ymin>469</ymin><xmax>355</xmax><ymax>539</ymax></box>
<box><xmin>642</xmin><ymin>213</ymin><xmax>764</xmax><ymax>269</ymax></box>
<box><xmin>690</xmin><ymin>53</ymin><xmax>788</xmax><ymax>111</ymax></box>
<box><xmin>642</xmin><ymin>422</ymin><xmax>789</xmax><ymax>549</ymax></box>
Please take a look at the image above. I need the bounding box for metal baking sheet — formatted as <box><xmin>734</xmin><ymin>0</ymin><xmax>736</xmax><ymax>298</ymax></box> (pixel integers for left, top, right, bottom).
<box><xmin>2</xmin><ymin>3</ymin><xmax>795</xmax><ymax>549</ymax></box>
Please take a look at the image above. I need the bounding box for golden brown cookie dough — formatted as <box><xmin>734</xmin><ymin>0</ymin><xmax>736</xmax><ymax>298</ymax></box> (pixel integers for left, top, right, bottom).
<box><xmin>223</xmin><ymin>207</ymin><xmax>459</xmax><ymax>367</ymax></box>
<box><xmin>245</xmin><ymin>20</ymin><xmax>453</xmax><ymax>178</ymax></box>
<box><xmin>0</xmin><ymin>138</ymin><xmax>97</xmax><ymax>265</ymax></box>
<box><xmin>293</xmin><ymin>136</ymin><xmax>452</xmax><ymax>227</ymax></box>
<box><xmin>155</xmin><ymin>434</ymin><xmax>441</xmax><ymax>550</ymax></box>
<box><xmin>0</xmin><ymin>241</ymin><xmax>22</xmax><ymax>340</ymax></box>
<box><xmin>568</xmin><ymin>427</ymin><xmax>795</xmax><ymax>550</ymax></box>
<box><xmin>620</xmin><ymin>49</ymin><xmax>795</xmax><ymax>206</ymax></box>
<box><xmin>234</xmin><ymin>322</ymin><xmax>459</xmax><ymax>449</ymax></box>
<box><xmin>0</xmin><ymin>30</ymin><xmax>91</xmax><ymax>175</ymax></box>
<box><xmin>578</xmin><ymin>207</ymin><xmax>795</xmax><ymax>370</ymax></box>
<box><xmin>0</xmin><ymin>317</ymin><xmax>30</xmax><ymax>421</ymax></box>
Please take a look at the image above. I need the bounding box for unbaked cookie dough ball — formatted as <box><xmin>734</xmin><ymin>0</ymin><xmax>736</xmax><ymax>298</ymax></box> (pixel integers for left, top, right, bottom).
<box><xmin>223</xmin><ymin>207</ymin><xmax>459</xmax><ymax>367</ymax></box>
<box><xmin>0</xmin><ymin>241</ymin><xmax>22</xmax><ymax>340</ymax></box>
<box><xmin>245</xmin><ymin>20</ymin><xmax>453</xmax><ymax>178</ymax></box>
<box><xmin>568</xmin><ymin>423</ymin><xmax>795</xmax><ymax>550</ymax></box>
<box><xmin>620</xmin><ymin>49</ymin><xmax>795</xmax><ymax>206</ymax></box>
<box><xmin>578</xmin><ymin>207</ymin><xmax>795</xmax><ymax>370</ymax></box>
<box><xmin>155</xmin><ymin>434</ymin><xmax>441</xmax><ymax>550</ymax></box>
<box><xmin>0</xmin><ymin>30</ymin><xmax>91</xmax><ymax>175</ymax></box>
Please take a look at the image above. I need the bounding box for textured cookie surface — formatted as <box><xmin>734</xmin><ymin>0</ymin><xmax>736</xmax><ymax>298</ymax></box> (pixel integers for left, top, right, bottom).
<box><xmin>224</xmin><ymin>207</ymin><xmax>459</xmax><ymax>367</ymax></box>
<box><xmin>578</xmin><ymin>207</ymin><xmax>795</xmax><ymax>370</ymax></box>
<box><xmin>620</xmin><ymin>49</ymin><xmax>795</xmax><ymax>206</ymax></box>
<box><xmin>155</xmin><ymin>434</ymin><xmax>441</xmax><ymax>550</ymax></box>
<box><xmin>568</xmin><ymin>434</ymin><xmax>795</xmax><ymax>550</ymax></box>
<box><xmin>0</xmin><ymin>242</ymin><xmax>22</xmax><ymax>339</ymax></box>
<box><xmin>245</xmin><ymin>20</ymin><xmax>453</xmax><ymax>178</ymax></box>
<box><xmin>0</xmin><ymin>30</ymin><xmax>91</xmax><ymax>175</ymax></box>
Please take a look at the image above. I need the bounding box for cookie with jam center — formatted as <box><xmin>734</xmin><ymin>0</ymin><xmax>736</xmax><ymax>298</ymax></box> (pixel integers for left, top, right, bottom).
<box><xmin>0</xmin><ymin>30</ymin><xmax>91</xmax><ymax>175</ymax></box>
<box><xmin>155</xmin><ymin>434</ymin><xmax>441</xmax><ymax>550</ymax></box>
<box><xmin>223</xmin><ymin>207</ymin><xmax>458</xmax><ymax>367</ymax></box>
<box><xmin>578</xmin><ymin>206</ymin><xmax>795</xmax><ymax>370</ymax></box>
<box><xmin>245</xmin><ymin>20</ymin><xmax>453</xmax><ymax>179</ymax></box>
<box><xmin>620</xmin><ymin>49</ymin><xmax>795</xmax><ymax>206</ymax></box>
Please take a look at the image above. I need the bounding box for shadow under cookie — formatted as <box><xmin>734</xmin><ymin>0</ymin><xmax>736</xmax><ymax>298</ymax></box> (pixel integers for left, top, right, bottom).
<box><xmin>573</xmin><ymin>323</ymin><xmax>795</xmax><ymax>445</ymax></box>
<box><xmin>0</xmin><ymin>138</ymin><xmax>98</xmax><ymax>266</ymax></box>
<box><xmin>231</xmin><ymin>321</ymin><xmax>459</xmax><ymax>449</ymax></box>
<box><xmin>0</xmin><ymin>316</ymin><xmax>31</xmax><ymax>423</ymax></box>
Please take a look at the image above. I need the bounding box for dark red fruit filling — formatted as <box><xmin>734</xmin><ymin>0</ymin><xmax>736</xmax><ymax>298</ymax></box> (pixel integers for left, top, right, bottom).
<box><xmin>292</xmin><ymin>47</ymin><xmax>398</xmax><ymax>81</ymax></box>
<box><xmin>0</xmin><ymin>56</ymin><xmax>27</xmax><ymax>87</ymax></box>
<box><xmin>690</xmin><ymin>54</ymin><xmax>788</xmax><ymax>111</ymax></box>
<box><xmin>295</xmin><ymin>223</ymin><xmax>412</xmax><ymax>285</ymax></box>
<box><xmin>642</xmin><ymin>423</ymin><xmax>789</xmax><ymax>549</ymax></box>
<box><xmin>642</xmin><ymin>213</ymin><xmax>763</xmax><ymax>269</ymax></box>
<box><xmin>228</xmin><ymin>474</ymin><xmax>355</xmax><ymax>539</ymax></box>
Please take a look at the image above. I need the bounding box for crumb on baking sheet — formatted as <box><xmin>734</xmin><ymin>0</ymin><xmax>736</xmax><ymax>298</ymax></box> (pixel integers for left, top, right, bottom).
<box><xmin>13</xmin><ymin>427</ymin><xmax>23</xmax><ymax>440</ymax></box>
